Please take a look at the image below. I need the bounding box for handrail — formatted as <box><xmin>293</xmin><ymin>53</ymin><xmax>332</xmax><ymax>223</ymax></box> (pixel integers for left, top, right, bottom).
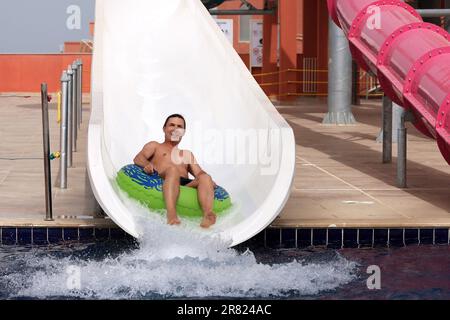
<box><xmin>41</xmin><ymin>83</ymin><xmax>54</xmax><ymax>221</ymax></box>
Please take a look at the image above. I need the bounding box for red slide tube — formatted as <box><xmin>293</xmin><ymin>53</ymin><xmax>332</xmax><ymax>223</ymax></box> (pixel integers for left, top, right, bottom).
<box><xmin>328</xmin><ymin>0</ymin><xmax>450</xmax><ymax>164</ymax></box>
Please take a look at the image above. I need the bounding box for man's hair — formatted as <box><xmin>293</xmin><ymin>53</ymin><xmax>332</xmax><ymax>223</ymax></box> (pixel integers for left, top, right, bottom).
<box><xmin>164</xmin><ymin>114</ymin><xmax>186</xmax><ymax>129</ymax></box>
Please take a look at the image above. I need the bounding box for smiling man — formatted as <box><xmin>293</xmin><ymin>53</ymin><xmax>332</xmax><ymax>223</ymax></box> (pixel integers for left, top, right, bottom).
<box><xmin>133</xmin><ymin>114</ymin><xmax>217</xmax><ymax>228</ymax></box>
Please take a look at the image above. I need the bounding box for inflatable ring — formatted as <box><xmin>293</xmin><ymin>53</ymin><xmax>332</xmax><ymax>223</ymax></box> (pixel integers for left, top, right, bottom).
<box><xmin>116</xmin><ymin>164</ymin><xmax>232</xmax><ymax>217</ymax></box>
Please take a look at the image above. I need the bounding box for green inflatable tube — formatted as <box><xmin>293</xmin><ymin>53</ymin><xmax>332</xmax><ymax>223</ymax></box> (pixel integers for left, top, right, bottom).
<box><xmin>116</xmin><ymin>164</ymin><xmax>232</xmax><ymax>217</ymax></box>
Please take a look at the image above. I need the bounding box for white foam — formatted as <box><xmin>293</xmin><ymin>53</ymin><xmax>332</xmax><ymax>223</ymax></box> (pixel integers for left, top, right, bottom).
<box><xmin>3</xmin><ymin>209</ymin><xmax>357</xmax><ymax>299</ymax></box>
<box><xmin>2</xmin><ymin>186</ymin><xmax>358</xmax><ymax>299</ymax></box>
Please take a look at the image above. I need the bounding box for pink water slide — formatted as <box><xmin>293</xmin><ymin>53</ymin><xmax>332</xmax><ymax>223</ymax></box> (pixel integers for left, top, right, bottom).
<box><xmin>328</xmin><ymin>0</ymin><xmax>450</xmax><ymax>164</ymax></box>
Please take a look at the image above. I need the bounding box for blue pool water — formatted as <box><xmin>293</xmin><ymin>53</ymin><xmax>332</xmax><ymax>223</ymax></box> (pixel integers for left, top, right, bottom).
<box><xmin>1</xmin><ymin>216</ymin><xmax>449</xmax><ymax>300</ymax></box>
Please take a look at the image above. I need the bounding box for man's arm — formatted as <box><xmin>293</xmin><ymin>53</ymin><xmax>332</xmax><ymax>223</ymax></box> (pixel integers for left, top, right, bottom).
<box><xmin>187</xmin><ymin>151</ymin><xmax>216</xmax><ymax>187</ymax></box>
<box><xmin>187</xmin><ymin>151</ymin><xmax>207</xmax><ymax>178</ymax></box>
<box><xmin>134</xmin><ymin>142</ymin><xmax>157</xmax><ymax>169</ymax></box>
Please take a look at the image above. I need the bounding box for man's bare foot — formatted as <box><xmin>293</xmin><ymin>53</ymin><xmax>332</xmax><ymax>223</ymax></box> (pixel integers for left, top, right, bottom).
<box><xmin>167</xmin><ymin>216</ymin><xmax>181</xmax><ymax>225</ymax></box>
<box><xmin>200</xmin><ymin>212</ymin><xmax>216</xmax><ymax>228</ymax></box>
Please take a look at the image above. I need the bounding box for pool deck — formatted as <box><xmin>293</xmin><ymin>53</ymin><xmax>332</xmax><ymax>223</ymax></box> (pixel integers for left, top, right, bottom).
<box><xmin>0</xmin><ymin>95</ymin><xmax>449</xmax><ymax>238</ymax></box>
<box><xmin>274</xmin><ymin>99</ymin><xmax>450</xmax><ymax>230</ymax></box>
<box><xmin>0</xmin><ymin>94</ymin><xmax>113</xmax><ymax>229</ymax></box>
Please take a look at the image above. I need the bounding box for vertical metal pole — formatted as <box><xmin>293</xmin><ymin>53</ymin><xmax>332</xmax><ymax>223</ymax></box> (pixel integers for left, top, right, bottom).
<box><xmin>41</xmin><ymin>83</ymin><xmax>53</xmax><ymax>221</ymax></box>
<box><xmin>77</xmin><ymin>59</ymin><xmax>83</xmax><ymax>125</ymax></box>
<box><xmin>392</xmin><ymin>103</ymin><xmax>405</xmax><ymax>143</ymax></box>
<box><xmin>377</xmin><ymin>99</ymin><xmax>403</xmax><ymax>144</ymax></box>
<box><xmin>324</xmin><ymin>16</ymin><xmax>356</xmax><ymax>124</ymax></box>
<box><xmin>397</xmin><ymin>113</ymin><xmax>407</xmax><ymax>188</ymax></box>
<box><xmin>382</xmin><ymin>95</ymin><xmax>393</xmax><ymax>163</ymax></box>
<box><xmin>72</xmin><ymin>62</ymin><xmax>78</xmax><ymax>152</ymax></box>
<box><xmin>60</xmin><ymin>72</ymin><xmax>70</xmax><ymax>189</ymax></box>
<box><xmin>67</xmin><ymin>66</ymin><xmax>73</xmax><ymax>168</ymax></box>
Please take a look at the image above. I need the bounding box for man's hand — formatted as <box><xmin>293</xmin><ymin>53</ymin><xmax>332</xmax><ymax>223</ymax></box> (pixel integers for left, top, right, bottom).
<box><xmin>143</xmin><ymin>163</ymin><xmax>155</xmax><ymax>175</ymax></box>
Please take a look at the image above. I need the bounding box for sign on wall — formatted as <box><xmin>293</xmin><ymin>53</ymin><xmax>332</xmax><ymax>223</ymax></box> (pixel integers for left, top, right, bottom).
<box><xmin>250</xmin><ymin>20</ymin><xmax>263</xmax><ymax>68</ymax></box>
<box><xmin>215</xmin><ymin>19</ymin><xmax>234</xmax><ymax>45</ymax></box>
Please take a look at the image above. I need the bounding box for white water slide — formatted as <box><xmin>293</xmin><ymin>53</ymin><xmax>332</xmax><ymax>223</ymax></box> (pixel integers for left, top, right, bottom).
<box><xmin>88</xmin><ymin>0</ymin><xmax>295</xmax><ymax>246</ymax></box>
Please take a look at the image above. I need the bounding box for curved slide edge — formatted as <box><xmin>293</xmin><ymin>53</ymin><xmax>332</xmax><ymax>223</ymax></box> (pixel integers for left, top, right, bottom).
<box><xmin>221</xmin><ymin>128</ymin><xmax>296</xmax><ymax>246</ymax></box>
<box><xmin>87</xmin><ymin>0</ymin><xmax>296</xmax><ymax>247</ymax></box>
<box><xmin>87</xmin><ymin>0</ymin><xmax>139</xmax><ymax>238</ymax></box>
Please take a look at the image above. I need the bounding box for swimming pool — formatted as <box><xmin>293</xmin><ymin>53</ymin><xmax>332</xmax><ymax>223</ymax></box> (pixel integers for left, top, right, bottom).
<box><xmin>1</xmin><ymin>217</ymin><xmax>449</xmax><ymax>300</ymax></box>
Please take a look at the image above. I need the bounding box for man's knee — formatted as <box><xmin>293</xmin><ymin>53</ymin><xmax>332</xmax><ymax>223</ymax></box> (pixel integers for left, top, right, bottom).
<box><xmin>198</xmin><ymin>173</ymin><xmax>212</xmax><ymax>184</ymax></box>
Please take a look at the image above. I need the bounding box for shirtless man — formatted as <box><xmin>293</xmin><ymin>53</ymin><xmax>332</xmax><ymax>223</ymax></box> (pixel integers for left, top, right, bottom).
<box><xmin>133</xmin><ymin>114</ymin><xmax>217</xmax><ymax>228</ymax></box>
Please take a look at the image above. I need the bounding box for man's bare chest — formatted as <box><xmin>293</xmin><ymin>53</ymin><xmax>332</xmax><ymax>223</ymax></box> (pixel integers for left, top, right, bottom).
<box><xmin>152</xmin><ymin>148</ymin><xmax>188</xmax><ymax>165</ymax></box>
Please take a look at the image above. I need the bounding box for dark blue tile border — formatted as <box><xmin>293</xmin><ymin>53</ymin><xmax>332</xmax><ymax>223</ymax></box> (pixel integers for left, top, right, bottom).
<box><xmin>358</xmin><ymin>229</ymin><xmax>374</xmax><ymax>247</ymax></box>
<box><xmin>328</xmin><ymin>229</ymin><xmax>343</xmax><ymax>249</ymax></box>
<box><xmin>405</xmin><ymin>229</ymin><xmax>419</xmax><ymax>245</ymax></box>
<box><xmin>32</xmin><ymin>228</ymin><xmax>48</xmax><ymax>245</ymax></box>
<box><xmin>281</xmin><ymin>229</ymin><xmax>296</xmax><ymax>248</ymax></box>
<box><xmin>79</xmin><ymin>228</ymin><xmax>95</xmax><ymax>241</ymax></box>
<box><xmin>48</xmin><ymin>228</ymin><xmax>63</xmax><ymax>244</ymax></box>
<box><xmin>419</xmin><ymin>229</ymin><xmax>433</xmax><ymax>245</ymax></box>
<box><xmin>18</xmin><ymin>228</ymin><xmax>32</xmax><ymax>245</ymax></box>
<box><xmin>344</xmin><ymin>229</ymin><xmax>358</xmax><ymax>248</ymax></box>
<box><xmin>0</xmin><ymin>227</ymin><xmax>131</xmax><ymax>246</ymax></box>
<box><xmin>63</xmin><ymin>228</ymin><xmax>79</xmax><ymax>241</ymax></box>
<box><xmin>297</xmin><ymin>229</ymin><xmax>312</xmax><ymax>248</ymax></box>
<box><xmin>374</xmin><ymin>229</ymin><xmax>388</xmax><ymax>246</ymax></box>
<box><xmin>389</xmin><ymin>229</ymin><xmax>404</xmax><ymax>246</ymax></box>
<box><xmin>2</xmin><ymin>228</ymin><xmax>17</xmax><ymax>245</ymax></box>
<box><xmin>435</xmin><ymin>229</ymin><xmax>449</xmax><ymax>245</ymax></box>
<box><xmin>265</xmin><ymin>228</ymin><xmax>281</xmax><ymax>248</ymax></box>
<box><xmin>94</xmin><ymin>228</ymin><xmax>110</xmax><ymax>240</ymax></box>
<box><xmin>1</xmin><ymin>226</ymin><xmax>450</xmax><ymax>248</ymax></box>
<box><xmin>256</xmin><ymin>228</ymin><xmax>450</xmax><ymax>249</ymax></box>
<box><xmin>312</xmin><ymin>229</ymin><xmax>327</xmax><ymax>246</ymax></box>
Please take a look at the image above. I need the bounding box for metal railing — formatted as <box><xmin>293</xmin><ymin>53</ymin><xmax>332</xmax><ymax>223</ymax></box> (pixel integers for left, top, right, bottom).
<box><xmin>253</xmin><ymin>67</ymin><xmax>382</xmax><ymax>99</ymax></box>
<box><xmin>302</xmin><ymin>57</ymin><xmax>318</xmax><ymax>93</ymax></box>
<box><xmin>58</xmin><ymin>59</ymin><xmax>83</xmax><ymax>189</ymax></box>
<box><xmin>41</xmin><ymin>59</ymin><xmax>84</xmax><ymax>221</ymax></box>
<box><xmin>41</xmin><ymin>83</ymin><xmax>54</xmax><ymax>221</ymax></box>
<box><xmin>67</xmin><ymin>65</ymin><xmax>73</xmax><ymax>167</ymax></box>
<box><xmin>59</xmin><ymin>72</ymin><xmax>69</xmax><ymax>189</ymax></box>
<box><xmin>71</xmin><ymin>61</ymin><xmax>78</xmax><ymax>152</ymax></box>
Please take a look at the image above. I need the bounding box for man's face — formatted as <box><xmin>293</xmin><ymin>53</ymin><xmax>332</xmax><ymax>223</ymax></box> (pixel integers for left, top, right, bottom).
<box><xmin>164</xmin><ymin>117</ymin><xmax>186</xmax><ymax>142</ymax></box>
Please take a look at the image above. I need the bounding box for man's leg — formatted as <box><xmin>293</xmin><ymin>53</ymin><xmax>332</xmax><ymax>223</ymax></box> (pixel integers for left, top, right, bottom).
<box><xmin>196</xmin><ymin>174</ymin><xmax>216</xmax><ymax>228</ymax></box>
<box><xmin>162</xmin><ymin>166</ymin><xmax>181</xmax><ymax>225</ymax></box>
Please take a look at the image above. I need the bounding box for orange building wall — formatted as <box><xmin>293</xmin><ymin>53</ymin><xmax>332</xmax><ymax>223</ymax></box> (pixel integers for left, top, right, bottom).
<box><xmin>300</xmin><ymin>0</ymin><xmax>329</xmax><ymax>95</ymax></box>
<box><xmin>279</xmin><ymin>0</ymin><xmax>299</xmax><ymax>100</ymax></box>
<box><xmin>0</xmin><ymin>0</ymin><xmax>329</xmax><ymax>97</ymax></box>
<box><xmin>297</xmin><ymin>0</ymin><xmax>304</xmax><ymax>54</ymax></box>
<box><xmin>0</xmin><ymin>54</ymin><xmax>92</xmax><ymax>93</ymax></box>
<box><xmin>261</xmin><ymin>5</ymin><xmax>279</xmax><ymax>98</ymax></box>
<box><xmin>64</xmin><ymin>42</ymin><xmax>84</xmax><ymax>53</ymax></box>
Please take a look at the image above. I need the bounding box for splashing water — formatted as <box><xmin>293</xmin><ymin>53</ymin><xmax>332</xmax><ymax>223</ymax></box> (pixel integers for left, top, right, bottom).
<box><xmin>0</xmin><ymin>195</ymin><xmax>358</xmax><ymax>299</ymax></box>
